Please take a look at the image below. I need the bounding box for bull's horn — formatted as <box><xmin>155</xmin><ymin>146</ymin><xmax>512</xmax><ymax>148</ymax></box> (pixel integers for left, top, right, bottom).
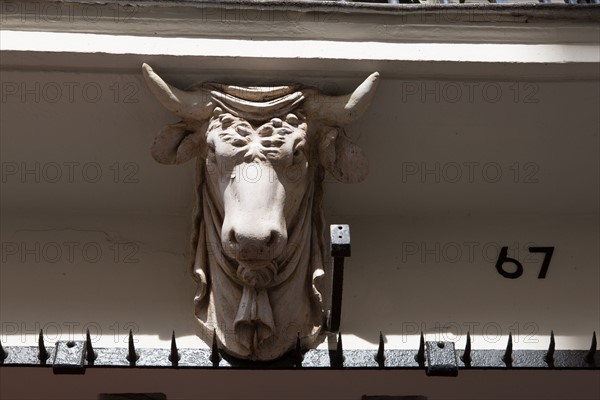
<box><xmin>304</xmin><ymin>72</ymin><xmax>380</xmax><ymax>126</ymax></box>
<box><xmin>142</xmin><ymin>63</ymin><xmax>213</xmax><ymax>121</ymax></box>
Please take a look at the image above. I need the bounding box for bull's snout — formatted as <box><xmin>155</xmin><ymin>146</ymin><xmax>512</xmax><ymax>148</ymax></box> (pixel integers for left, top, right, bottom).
<box><xmin>219</xmin><ymin>161</ymin><xmax>290</xmax><ymax>267</ymax></box>
<box><xmin>224</xmin><ymin>225</ymin><xmax>287</xmax><ymax>263</ymax></box>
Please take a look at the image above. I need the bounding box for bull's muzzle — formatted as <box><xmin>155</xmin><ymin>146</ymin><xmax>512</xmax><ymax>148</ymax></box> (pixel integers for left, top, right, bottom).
<box><xmin>220</xmin><ymin>161</ymin><xmax>288</xmax><ymax>281</ymax></box>
<box><xmin>226</xmin><ymin>226</ymin><xmax>286</xmax><ymax>266</ymax></box>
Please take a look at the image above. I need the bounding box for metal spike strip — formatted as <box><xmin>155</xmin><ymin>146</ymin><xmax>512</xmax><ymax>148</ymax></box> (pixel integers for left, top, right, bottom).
<box><xmin>0</xmin><ymin>340</ymin><xmax>7</xmax><ymax>364</ymax></box>
<box><xmin>502</xmin><ymin>333</ymin><xmax>513</xmax><ymax>365</ymax></box>
<box><xmin>545</xmin><ymin>331</ymin><xmax>555</xmax><ymax>365</ymax></box>
<box><xmin>37</xmin><ymin>330</ymin><xmax>49</xmax><ymax>364</ymax></box>
<box><xmin>294</xmin><ymin>332</ymin><xmax>303</xmax><ymax>368</ymax></box>
<box><xmin>585</xmin><ymin>332</ymin><xmax>597</xmax><ymax>364</ymax></box>
<box><xmin>1</xmin><ymin>330</ymin><xmax>598</xmax><ymax>370</ymax></box>
<box><xmin>461</xmin><ymin>332</ymin><xmax>472</xmax><ymax>365</ymax></box>
<box><xmin>126</xmin><ymin>330</ymin><xmax>139</xmax><ymax>366</ymax></box>
<box><xmin>415</xmin><ymin>332</ymin><xmax>425</xmax><ymax>364</ymax></box>
<box><xmin>85</xmin><ymin>329</ymin><xmax>96</xmax><ymax>365</ymax></box>
<box><xmin>169</xmin><ymin>331</ymin><xmax>180</xmax><ymax>366</ymax></box>
<box><xmin>375</xmin><ymin>331</ymin><xmax>385</xmax><ymax>366</ymax></box>
<box><xmin>209</xmin><ymin>329</ymin><xmax>221</xmax><ymax>366</ymax></box>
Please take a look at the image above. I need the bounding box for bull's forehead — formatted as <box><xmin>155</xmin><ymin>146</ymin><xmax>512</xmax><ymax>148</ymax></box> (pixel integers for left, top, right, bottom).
<box><xmin>207</xmin><ymin>110</ymin><xmax>307</xmax><ymax>161</ymax></box>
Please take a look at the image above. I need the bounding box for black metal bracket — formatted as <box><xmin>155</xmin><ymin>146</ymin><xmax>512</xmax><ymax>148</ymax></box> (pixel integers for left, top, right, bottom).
<box><xmin>328</xmin><ymin>224</ymin><xmax>351</xmax><ymax>332</ymax></box>
<box><xmin>426</xmin><ymin>341</ymin><xmax>458</xmax><ymax>377</ymax></box>
<box><xmin>53</xmin><ymin>341</ymin><xmax>86</xmax><ymax>374</ymax></box>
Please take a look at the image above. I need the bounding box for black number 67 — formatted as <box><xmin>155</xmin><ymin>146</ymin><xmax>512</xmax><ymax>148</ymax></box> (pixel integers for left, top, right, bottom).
<box><xmin>495</xmin><ymin>246</ymin><xmax>554</xmax><ymax>279</ymax></box>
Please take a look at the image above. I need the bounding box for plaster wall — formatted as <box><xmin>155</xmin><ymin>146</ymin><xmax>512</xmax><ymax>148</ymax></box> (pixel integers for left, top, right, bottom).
<box><xmin>1</xmin><ymin>70</ymin><xmax>598</xmax><ymax>398</ymax></box>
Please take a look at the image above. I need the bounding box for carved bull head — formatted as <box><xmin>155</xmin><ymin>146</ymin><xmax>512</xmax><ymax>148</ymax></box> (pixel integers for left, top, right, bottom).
<box><xmin>142</xmin><ymin>64</ymin><xmax>379</xmax><ymax>360</ymax></box>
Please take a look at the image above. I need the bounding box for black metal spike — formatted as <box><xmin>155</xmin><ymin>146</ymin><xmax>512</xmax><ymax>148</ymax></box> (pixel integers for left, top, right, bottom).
<box><xmin>336</xmin><ymin>332</ymin><xmax>343</xmax><ymax>356</ymax></box>
<box><xmin>209</xmin><ymin>329</ymin><xmax>221</xmax><ymax>366</ymax></box>
<box><xmin>126</xmin><ymin>330</ymin><xmax>139</xmax><ymax>366</ymax></box>
<box><xmin>502</xmin><ymin>333</ymin><xmax>513</xmax><ymax>365</ymax></box>
<box><xmin>584</xmin><ymin>331</ymin><xmax>597</xmax><ymax>364</ymax></box>
<box><xmin>414</xmin><ymin>332</ymin><xmax>425</xmax><ymax>364</ymax></box>
<box><xmin>330</xmin><ymin>331</ymin><xmax>344</xmax><ymax>368</ymax></box>
<box><xmin>294</xmin><ymin>332</ymin><xmax>303</xmax><ymax>368</ymax></box>
<box><xmin>169</xmin><ymin>331</ymin><xmax>180</xmax><ymax>366</ymax></box>
<box><xmin>461</xmin><ymin>332</ymin><xmax>472</xmax><ymax>365</ymax></box>
<box><xmin>544</xmin><ymin>330</ymin><xmax>555</xmax><ymax>365</ymax></box>
<box><xmin>85</xmin><ymin>329</ymin><xmax>97</xmax><ymax>364</ymax></box>
<box><xmin>375</xmin><ymin>331</ymin><xmax>385</xmax><ymax>366</ymax></box>
<box><xmin>0</xmin><ymin>340</ymin><xmax>7</xmax><ymax>364</ymax></box>
<box><xmin>37</xmin><ymin>329</ymin><xmax>49</xmax><ymax>364</ymax></box>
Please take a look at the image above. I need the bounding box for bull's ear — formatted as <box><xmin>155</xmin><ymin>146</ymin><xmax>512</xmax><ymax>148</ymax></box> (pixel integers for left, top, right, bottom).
<box><xmin>318</xmin><ymin>127</ymin><xmax>369</xmax><ymax>183</ymax></box>
<box><xmin>151</xmin><ymin>122</ymin><xmax>205</xmax><ymax>165</ymax></box>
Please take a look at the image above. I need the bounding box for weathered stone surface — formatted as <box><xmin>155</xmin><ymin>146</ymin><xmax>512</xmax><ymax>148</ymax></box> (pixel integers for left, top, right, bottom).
<box><xmin>143</xmin><ymin>63</ymin><xmax>378</xmax><ymax>361</ymax></box>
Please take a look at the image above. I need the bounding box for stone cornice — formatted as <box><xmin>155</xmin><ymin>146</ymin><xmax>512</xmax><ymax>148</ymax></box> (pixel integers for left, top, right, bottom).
<box><xmin>1</xmin><ymin>1</ymin><xmax>599</xmax><ymax>44</ymax></box>
<box><xmin>1</xmin><ymin>1</ymin><xmax>599</xmax><ymax>79</ymax></box>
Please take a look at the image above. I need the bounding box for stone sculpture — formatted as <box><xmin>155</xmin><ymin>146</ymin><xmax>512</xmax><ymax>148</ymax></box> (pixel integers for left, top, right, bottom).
<box><xmin>142</xmin><ymin>63</ymin><xmax>379</xmax><ymax>360</ymax></box>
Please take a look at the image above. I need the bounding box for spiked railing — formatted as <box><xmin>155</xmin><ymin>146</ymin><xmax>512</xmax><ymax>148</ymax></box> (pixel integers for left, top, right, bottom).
<box><xmin>0</xmin><ymin>329</ymin><xmax>597</xmax><ymax>374</ymax></box>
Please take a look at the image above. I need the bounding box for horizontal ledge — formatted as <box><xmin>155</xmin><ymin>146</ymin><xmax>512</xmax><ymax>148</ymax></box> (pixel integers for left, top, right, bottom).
<box><xmin>3</xmin><ymin>1</ymin><xmax>600</xmax><ymax>21</ymax></box>
<box><xmin>1</xmin><ymin>346</ymin><xmax>597</xmax><ymax>369</ymax></box>
<box><xmin>2</xmin><ymin>31</ymin><xmax>598</xmax><ymax>64</ymax></box>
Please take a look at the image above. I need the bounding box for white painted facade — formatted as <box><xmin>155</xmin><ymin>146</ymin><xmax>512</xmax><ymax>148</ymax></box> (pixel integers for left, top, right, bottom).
<box><xmin>1</xmin><ymin>1</ymin><xmax>599</xmax><ymax>398</ymax></box>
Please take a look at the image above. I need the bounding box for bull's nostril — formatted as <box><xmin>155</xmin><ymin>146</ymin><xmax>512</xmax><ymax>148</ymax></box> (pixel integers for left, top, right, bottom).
<box><xmin>229</xmin><ymin>230</ymin><xmax>238</xmax><ymax>245</ymax></box>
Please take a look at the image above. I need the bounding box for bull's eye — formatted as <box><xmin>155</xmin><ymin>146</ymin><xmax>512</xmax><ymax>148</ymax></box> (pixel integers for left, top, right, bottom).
<box><xmin>292</xmin><ymin>146</ymin><xmax>305</xmax><ymax>163</ymax></box>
